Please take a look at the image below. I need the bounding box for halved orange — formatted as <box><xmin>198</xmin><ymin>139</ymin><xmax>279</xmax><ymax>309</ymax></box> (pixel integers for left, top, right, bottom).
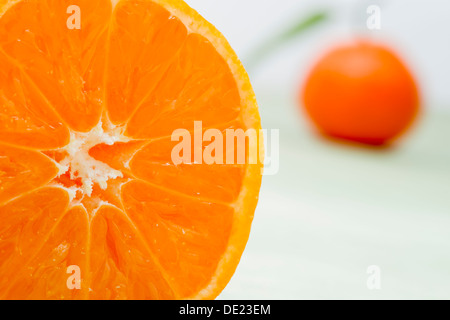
<box><xmin>0</xmin><ymin>0</ymin><xmax>263</xmax><ymax>299</ymax></box>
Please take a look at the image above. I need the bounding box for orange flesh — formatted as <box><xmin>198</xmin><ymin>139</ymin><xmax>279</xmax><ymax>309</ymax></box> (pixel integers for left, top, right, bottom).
<box><xmin>0</xmin><ymin>0</ymin><xmax>262</xmax><ymax>299</ymax></box>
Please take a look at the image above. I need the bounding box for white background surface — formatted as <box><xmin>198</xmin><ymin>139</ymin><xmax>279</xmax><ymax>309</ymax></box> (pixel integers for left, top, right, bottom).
<box><xmin>183</xmin><ymin>0</ymin><xmax>450</xmax><ymax>299</ymax></box>
<box><xmin>220</xmin><ymin>93</ymin><xmax>450</xmax><ymax>299</ymax></box>
<box><xmin>186</xmin><ymin>0</ymin><xmax>450</xmax><ymax>112</ymax></box>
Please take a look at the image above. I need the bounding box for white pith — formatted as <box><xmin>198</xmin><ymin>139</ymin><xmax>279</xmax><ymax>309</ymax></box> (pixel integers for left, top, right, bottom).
<box><xmin>55</xmin><ymin>121</ymin><xmax>130</xmax><ymax>198</ymax></box>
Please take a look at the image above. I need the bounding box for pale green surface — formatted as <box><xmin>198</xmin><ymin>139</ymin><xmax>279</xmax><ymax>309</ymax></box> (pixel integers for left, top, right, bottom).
<box><xmin>218</xmin><ymin>90</ymin><xmax>450</xmax><ymax>300</ymax></box>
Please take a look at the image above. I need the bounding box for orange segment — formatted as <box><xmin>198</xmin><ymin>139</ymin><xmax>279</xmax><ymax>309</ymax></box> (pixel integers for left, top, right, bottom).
<box><xmin>89</xmin><ymin>205</ymin><xmax>174</xmax><ymax>299</ymax></box>
<box><xmin>3</xmin><ymin>205</ymin><xmax>89</xmax><ymax>300</ymax></box>
<box><xmin>88</xmin><ymin>140</ymin><xmax>148</xmax><ymax>175</ymax></box>
<box><xmin>0</xmin><ymin>50</ymin><xmax>70</xmax><ymax>149</ymax></box>
<box><xmin>0</xmin><ymin>144</ymin><xmax>59</xmax><ymax>205</ymax></box>
<box><xmin>129</xmin><ymin>135</ymin><xmax>245</xmax><ymax>203</ymax></box>
<box><xmin>106</xmin><ymin>0</ymin><xmax>187</xmax><ymax>124</ymax></box>
<box><xmin>121</xmin><ymin>180</ymin><xmax>235</xmax><ymax>298</ymax></box>
<box><xmin>0</xmin><ymin>0</ymin><xmax>263</xmax><ymax>300</ymax></box>
<box><xmin>0</xmin><ymin>0</ymin><xmax>112</xmax><ymax>132</ymax></box>
<box><xmin>126</xmin><ymin>32</ymin><xmax>241</xmax><ymax>139</ymax></box>
<box><xmin>0</xmin><ymin>187</ymin><xmax>69</xmax><ymax>298</ymax></box>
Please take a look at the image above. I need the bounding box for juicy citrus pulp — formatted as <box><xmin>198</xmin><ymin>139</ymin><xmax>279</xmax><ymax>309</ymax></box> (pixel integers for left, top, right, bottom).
<box><xmin>0</xmin><ymin>0</ymin><xmax>262</xmax><ymax>299</ymax></box>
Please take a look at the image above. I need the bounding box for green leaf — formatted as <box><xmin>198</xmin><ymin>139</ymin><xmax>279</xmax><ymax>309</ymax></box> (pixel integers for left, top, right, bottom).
<box><xmin>245</xmin><ymin>11</ymin><xmax>330</xmax><ymax>72</ymax></box>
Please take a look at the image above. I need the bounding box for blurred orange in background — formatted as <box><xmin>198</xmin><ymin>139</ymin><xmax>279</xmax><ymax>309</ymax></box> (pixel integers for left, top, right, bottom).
<box><xmin>302</xmin><ymin>39</ymin><xmax>420</xmax><ymax>146</ymax></box>
<box><xmin>186</xmin><ymin>0</ymin><xmax>450</xmax><ymax>300</ymax></box>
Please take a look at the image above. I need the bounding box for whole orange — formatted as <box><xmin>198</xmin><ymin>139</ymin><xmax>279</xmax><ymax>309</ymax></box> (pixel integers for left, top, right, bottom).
<box><xmin>301</xmin><ymin>40</ymin><xmax>420</xmax><ymax>145</ymax></box>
